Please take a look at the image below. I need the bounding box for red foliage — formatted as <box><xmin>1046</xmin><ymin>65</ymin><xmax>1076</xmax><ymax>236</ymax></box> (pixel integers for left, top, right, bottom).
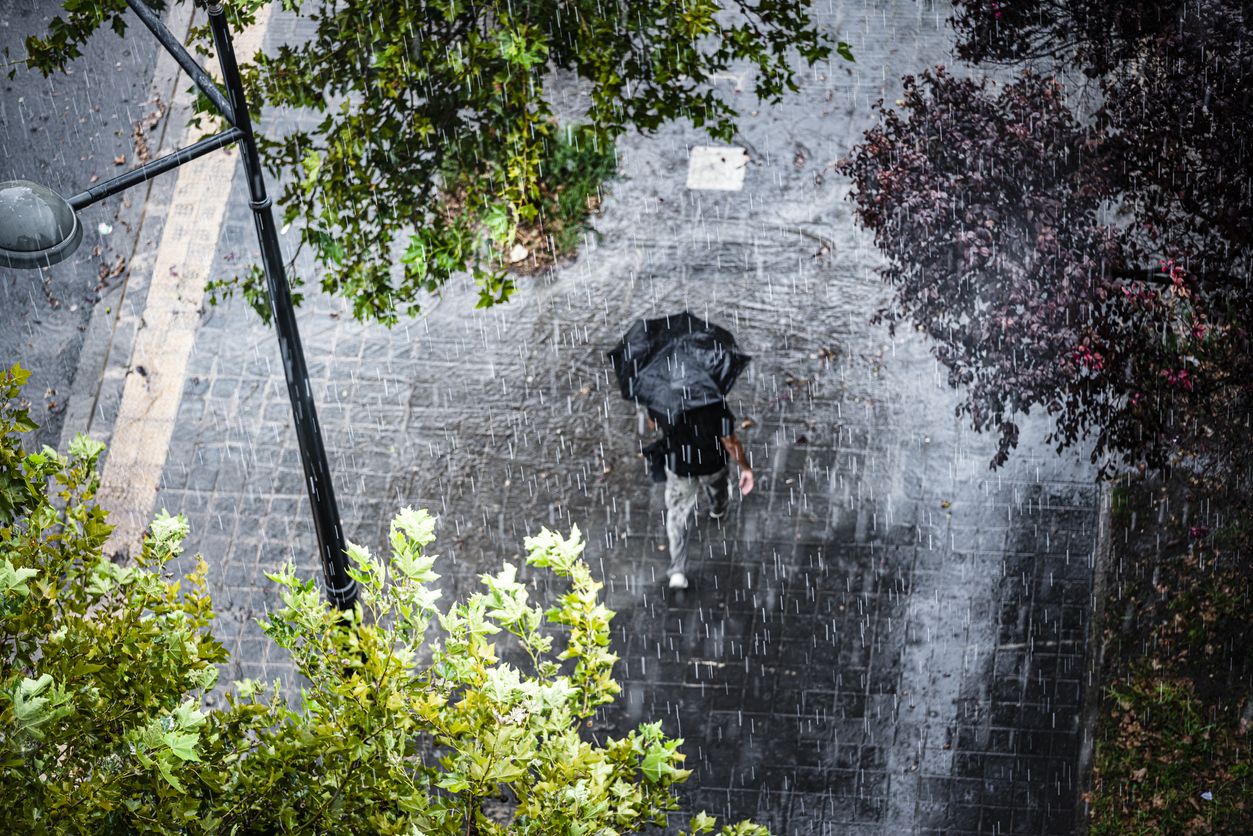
<box><xmin>839</xmin><ymin>2</ymin><xmax>1253</xmax><ymax>502</ymax></box>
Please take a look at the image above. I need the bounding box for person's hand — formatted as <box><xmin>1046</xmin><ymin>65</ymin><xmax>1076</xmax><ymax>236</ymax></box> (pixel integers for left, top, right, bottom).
<box><xmin>739</xmin><ymin>469</ymin><xmax>754</xmax><ymax>496</ymax></box>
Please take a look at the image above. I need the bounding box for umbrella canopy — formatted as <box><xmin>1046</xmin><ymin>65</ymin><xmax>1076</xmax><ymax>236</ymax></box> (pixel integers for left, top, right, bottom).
<box><xmin>607</xmin><ymin>311</ymin><xmax>751</xmax><ymax>415</ymax></box>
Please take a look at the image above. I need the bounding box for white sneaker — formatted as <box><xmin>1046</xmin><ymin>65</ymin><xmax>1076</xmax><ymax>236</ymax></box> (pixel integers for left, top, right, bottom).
<box><xmin>668</xmin><ymin>572</ymin><xmax>689</xmax><ymax>590</ymax></box>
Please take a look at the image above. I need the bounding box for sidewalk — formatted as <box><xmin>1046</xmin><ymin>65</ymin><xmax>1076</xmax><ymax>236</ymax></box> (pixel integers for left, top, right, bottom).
<box><xmin>71</xmin><ymin>2</ymin><xmax>1098</xmax><ymax>833</ymax></box>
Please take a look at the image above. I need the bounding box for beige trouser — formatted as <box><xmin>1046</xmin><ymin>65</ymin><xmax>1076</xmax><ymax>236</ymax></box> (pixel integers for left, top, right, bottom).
<box><xmin>664</xmin><ymin>467</ymin><xmax>729</xmax><ymax>578</ymax></box>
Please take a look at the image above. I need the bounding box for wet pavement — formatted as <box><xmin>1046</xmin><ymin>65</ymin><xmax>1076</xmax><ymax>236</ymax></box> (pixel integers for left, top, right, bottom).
<box><xmin>0</xmin><ymin>0</ymin><xmax>173</xmax><ymax>450</ymax></box>
<box><xmin>7</xmin><ymin>1</ymin><xmax>1099</xmax><ymax>833</ymax></box>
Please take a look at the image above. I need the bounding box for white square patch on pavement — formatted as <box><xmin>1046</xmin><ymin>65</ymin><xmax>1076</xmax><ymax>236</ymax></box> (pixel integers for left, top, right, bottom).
<box><xmin>686</xmin><ymin>145</ymin><xmax>749</xmax><ymax>191</ymax></box>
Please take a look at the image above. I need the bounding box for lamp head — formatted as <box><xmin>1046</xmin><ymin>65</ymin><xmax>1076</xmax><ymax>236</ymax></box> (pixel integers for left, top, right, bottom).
<box><xmin>0</xmin><ymin>180</ymin><xmax>83</xmax><ymax>269</ymax></box>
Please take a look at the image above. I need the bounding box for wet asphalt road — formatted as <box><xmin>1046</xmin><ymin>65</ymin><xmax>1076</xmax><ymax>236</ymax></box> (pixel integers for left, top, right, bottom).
<box><xmin>2</xmin><ymin>2</ymin><xmax>1100</xmax><ymax>833</ymax></box>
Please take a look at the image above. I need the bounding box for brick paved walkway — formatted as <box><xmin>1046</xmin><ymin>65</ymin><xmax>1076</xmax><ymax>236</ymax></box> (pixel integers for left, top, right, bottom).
<box><xmin>73</xmin><ymin>1</ymin><xmax>1099</xmax><ymax>833</ymax></box>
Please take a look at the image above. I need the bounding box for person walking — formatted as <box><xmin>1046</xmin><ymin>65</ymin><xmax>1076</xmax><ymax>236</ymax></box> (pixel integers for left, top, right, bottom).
<box><xmin>647</xmin><ymin>401</ymin><xmax>754</xmax><ymax>589</ymax></box>
<box><xmin>608</xmin><ymin>311</ymin><xmax>754</xmax><ymax>589</ymax></box>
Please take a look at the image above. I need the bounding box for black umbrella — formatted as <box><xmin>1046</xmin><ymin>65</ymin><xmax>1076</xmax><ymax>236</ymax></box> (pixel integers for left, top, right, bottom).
<box><xmin>607</xmin><ymin>311</ymin><xmax>751</xmax><ymax>415</ymax></box>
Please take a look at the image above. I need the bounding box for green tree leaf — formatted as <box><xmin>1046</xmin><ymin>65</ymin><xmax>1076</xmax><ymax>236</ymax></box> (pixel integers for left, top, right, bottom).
<box><xmin>22</xmin><ymin>0</ymin><xmax>836</xmax><ymax>326</ymax></box>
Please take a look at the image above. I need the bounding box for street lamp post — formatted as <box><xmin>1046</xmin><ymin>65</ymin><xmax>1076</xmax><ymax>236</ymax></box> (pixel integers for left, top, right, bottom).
<box><xmin>0</xmin><ymin>0</ymin><xmax>356</xmax><ymax>610</ymax></box>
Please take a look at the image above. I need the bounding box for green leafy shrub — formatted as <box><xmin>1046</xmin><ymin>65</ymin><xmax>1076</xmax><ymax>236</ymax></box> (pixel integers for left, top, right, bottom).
<box><xmin>435</xmin><ymin>123</ymin><xmax>618</xmax><ymax>289</ymax></box>
<box><xmin>538</xmin><ymin>124</ymin><xmax>618</xmax><ymax>259</ymax></box>
<box><xmin>0</xmin><ymin>364</ymin><xmax>763</xmax><ymax>834</ymax></box>
<box><xmin>0</xmin><ymin>362</ymin><xmax>226</xmax><ymax>831</ymax></box>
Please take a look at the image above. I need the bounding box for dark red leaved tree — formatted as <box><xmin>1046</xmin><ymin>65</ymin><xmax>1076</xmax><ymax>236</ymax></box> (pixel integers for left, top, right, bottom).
<box><xmin>839</xmin><ymin>1</ymin><xmax>1252</xmax><ymax>502</ymax></box>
